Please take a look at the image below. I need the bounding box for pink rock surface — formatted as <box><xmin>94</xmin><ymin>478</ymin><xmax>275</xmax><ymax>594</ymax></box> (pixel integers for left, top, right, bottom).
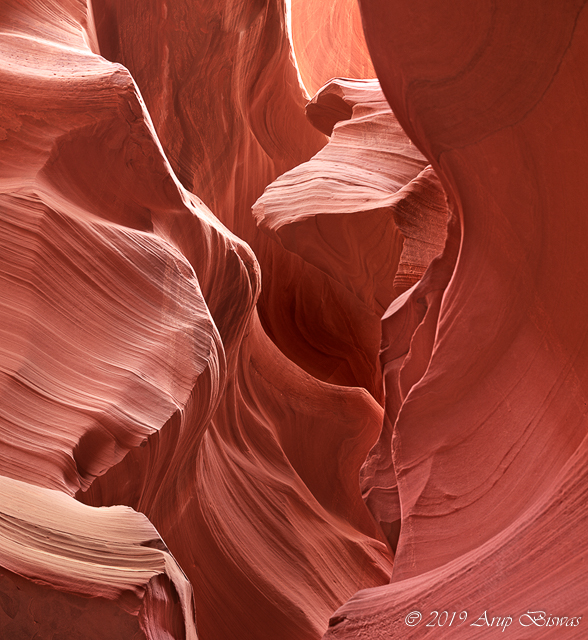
<box><xmin>323</xmin><ymin>0</ymin><xmax>588</xmax><ymax>637</ymax></box>
<box><xmin>1</xmin><ymin>1</ymin><xmax>396</xmax><ymax>639</ymax></box>
<box><xmin>2</xmin><ymin>0</ymin><xmax>587</xmax><ymax>638</ymax></box>
<box><xmin>89</xmin><ymin>0</ymin><xmax>385</xmax><ymax>398</ymax></box>
<box><xmin>254</xmin><ymin>78</ymin><xmax>447</xmax><ymax>313</ymax></box>
<box><xmin>0</xmin><ymin>476</ymin><xmax>197</xmax><ymax>639</ymax></box>
<box><xmin>253</xmin><ymin>78</ymin><xmax>448</xmax><ymax>408</ymax></box>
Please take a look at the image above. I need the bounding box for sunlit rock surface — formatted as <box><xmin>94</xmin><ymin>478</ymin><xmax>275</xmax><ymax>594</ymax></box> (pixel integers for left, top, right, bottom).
<box><xmin>1</xmin><ymin>1</ymin><xmax>393</xmax><ymax>638</ymax></box>
<box><xmin>254</xmin><ymin>78</ymin><xmax>447</xmax><ymax>312</ymax></box>
<box><xmin>0</xmin><ymin>476</ymin><xmax>197</xmax><ymax>639</ymax></box>
<box><xmin>1</xmin><ymin>0</ymin><xmax>587</xmax><ymax>639</ymax></box>
<box><xmin>289</xmin><ymin>0</ymin><xmax>376</xmax><ymax>96</ymax></box>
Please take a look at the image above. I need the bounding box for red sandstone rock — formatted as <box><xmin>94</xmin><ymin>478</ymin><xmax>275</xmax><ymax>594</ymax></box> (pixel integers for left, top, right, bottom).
<box><xmin>254</xmin><ymin>78</ymin><xmax>447</xmax><ymax>312</ymax></box>
<box><xmin>289</xmin><ymin>0</ymin><xmax>376</xmax><ymax>96</ymax></box>
<box><xmin>253</xmin><ymin>76</ymin><xmax>449</xmax><ymax>556</ymax></box>
<box><xmin>253</xmin><ymin>78</ymin><xmax>448</xmax><ymax>406</ymax></box>
<box><xmin>323</xmin><ymin>0</ymin><xmax>588</xmax><ymax>637</ymax></box>
<box><xmin>1</xmin><ymin>2</ymin><xmax>396</xmax><ymax>639</ymax></box>
<box><xmin>3</xmin><ymin>0</ymin><xmax>587</xmax><ymax>639</ymax></box>
<box><xmin>89</xmin><ymin>0</ymin><xmax>385</xmax><ymax>398</ymax></box>
<box><xmin>0</xmin><ymin>476</ymin><xmax>197</xmax><ymax>639</ymax></box>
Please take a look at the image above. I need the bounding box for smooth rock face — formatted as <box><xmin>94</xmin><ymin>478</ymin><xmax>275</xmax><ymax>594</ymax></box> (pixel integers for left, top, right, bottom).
<box><xmin>1</xmin><ymin>1</ymin><xmax>397</xmax><ymax>639</ymax></box>
<box><xmin>322</xmin><ymin>0</ymin><xmax>588</xmax><ymax>638</ymax></box>
<box><xmin>1</xmin><ymin>0</ymin><xmax>586</xmax><ymax>640</ymax></box>
<box><xmin>289</xmin><ymin>0</ymin><xmax>376</xmax><ymax>96</ymax></box>
<box><xmin>254</xmin><ymin>78</ymin><xmax>447</xmax><ymax>314</ymax></box>
<box><xmin>253</xmin><ymin>77</ymin><xmax>448</xmax><ymax>406</ymax></box>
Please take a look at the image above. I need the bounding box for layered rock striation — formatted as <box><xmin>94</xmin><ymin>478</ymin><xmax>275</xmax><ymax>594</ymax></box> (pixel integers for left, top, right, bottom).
<box><xmin>1</xmin><ymin>0</ymin><xmax>586</xmax><ymax>639</ymax></box>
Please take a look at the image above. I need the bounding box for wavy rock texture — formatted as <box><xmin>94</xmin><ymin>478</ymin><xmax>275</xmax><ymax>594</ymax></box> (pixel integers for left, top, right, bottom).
<box><xmin>89</xmin><ymin>0</ymin><xmax>385</xmax><ymax>399</ymax></box>
<box><xmin>324</xmin><ymin>0</ymin><xmax>588</xmax><ymax>637</ymax></box>
<box><xmin>2</xmin><ymin>0</ymin><xmax>586</xmax><ymax>639</ymax></box>
<box><xmin>253</xmin><ymin>76</ymin><xmax>448</xmax><ymax>404</ymax></box>
<box><xmin>0</xmin><ymin>1</ymin><xmax>244</xmax><ymax>636</ymax></box>
<box><xmin>253</xmin><ymin>77</ymin><xmax>450</xmax><ymax>559</ymax></box>
<box><xmin>254</xmin><ymin>78</ymin><xmax>447</xmax><ymax>313</ymax></box>
<box><xmin>0</xmin><ymin>476</ymin><xmax>197</xmax><ymax>640</ymax></box>
<box><xmin>0</xmin><ymin>1</ymin><xmax>398</xmax><ymax>640</ymax></box>
<box><xmin>78</xmin><ymin>4</ymin><xmax>398</xmax><ymax>639</ymax></box>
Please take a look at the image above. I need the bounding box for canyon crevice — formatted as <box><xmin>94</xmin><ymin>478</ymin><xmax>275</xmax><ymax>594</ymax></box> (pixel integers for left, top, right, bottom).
<box><xmin>1</xmin><ymin>1</ymin><xmax>586</xmax><ymax>638</ymax></box>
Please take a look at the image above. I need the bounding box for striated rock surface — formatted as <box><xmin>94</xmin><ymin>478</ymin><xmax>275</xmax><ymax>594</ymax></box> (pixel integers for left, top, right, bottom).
<box><xmin>253</xmin><ymin>77</ymin><xmax>450</xmax><ymax>559</ymax></box>
<box><xmin>253</xmin><ymin>77</ymin><xmax>448</xmax><ymax>409</ymax></box>
<box><xmin>254</xmin><ymin>78</ymin><xmax>448</xmax><ymax>312</ymax></box>
<box><xmin>1</xmin><ymin>1</ymin><xmax>397</xmax><ymax>639</ymax></box>
<box><xmin>89</xmin><ymin>0</ymin><xmax>386</xmax><ymax>399</ymax></box>
<box><xmin>2</xmin><ymin>0</ymin><xmax>588</xmax><ymax>639</ymax></box>
<box><xmin>89</xmin><ymin>0</ymin><xmax>325</xmax><ymax>240</ymax></box>
<box><xmin>0</xmin><ymin>476</ymin><xmax>197</xmax><ymax>639</ymax></box>
<box><xmin>325</xmin><ymin>435</ymin><xmax>588</xmax><ymax>638</ymax></box>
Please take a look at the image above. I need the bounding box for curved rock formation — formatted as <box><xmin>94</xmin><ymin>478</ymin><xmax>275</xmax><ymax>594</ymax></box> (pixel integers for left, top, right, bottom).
<box><xmin>254</xmin><ymin>78</ymin><xmax>447</xmax><ymax>312</ymax></box>
<box><xmin>2</xmin><ymin>0</ymin><xmax>587</xmax><ymax>639</ymax></box>
<box><xmin>324</xmin><ymin>0</ymin><xmax>588</xmax><ymax>637</ymax></box>
<box><xmin>89</xmin><ymin>0</ymin><xmax>325</xmax><ymax>240</ymax></box>
<box><xmin>0</xmin><ymin>476</ymin><xmax>197</xmax><ymax>639</ymax></box>
<box><xmin>1</xmin><ymin>1</ymin><xmax>396</xmax><ymax>639</ymax></box>
<box><xmin>253</xmin><ymin>77</ymin><xmax>448</xmax><ymax>404</ymax></box>
<box><xmin>88</xmin><ymin>0</ymin><xmax>383</xmax><ymax>397</ymax></box>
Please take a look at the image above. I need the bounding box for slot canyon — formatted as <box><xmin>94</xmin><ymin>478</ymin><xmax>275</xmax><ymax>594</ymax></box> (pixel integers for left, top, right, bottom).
<box><xmin>0</xmin><ymin>0</ymin><xmax>587</xmax><ymax>638</ymax></box>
